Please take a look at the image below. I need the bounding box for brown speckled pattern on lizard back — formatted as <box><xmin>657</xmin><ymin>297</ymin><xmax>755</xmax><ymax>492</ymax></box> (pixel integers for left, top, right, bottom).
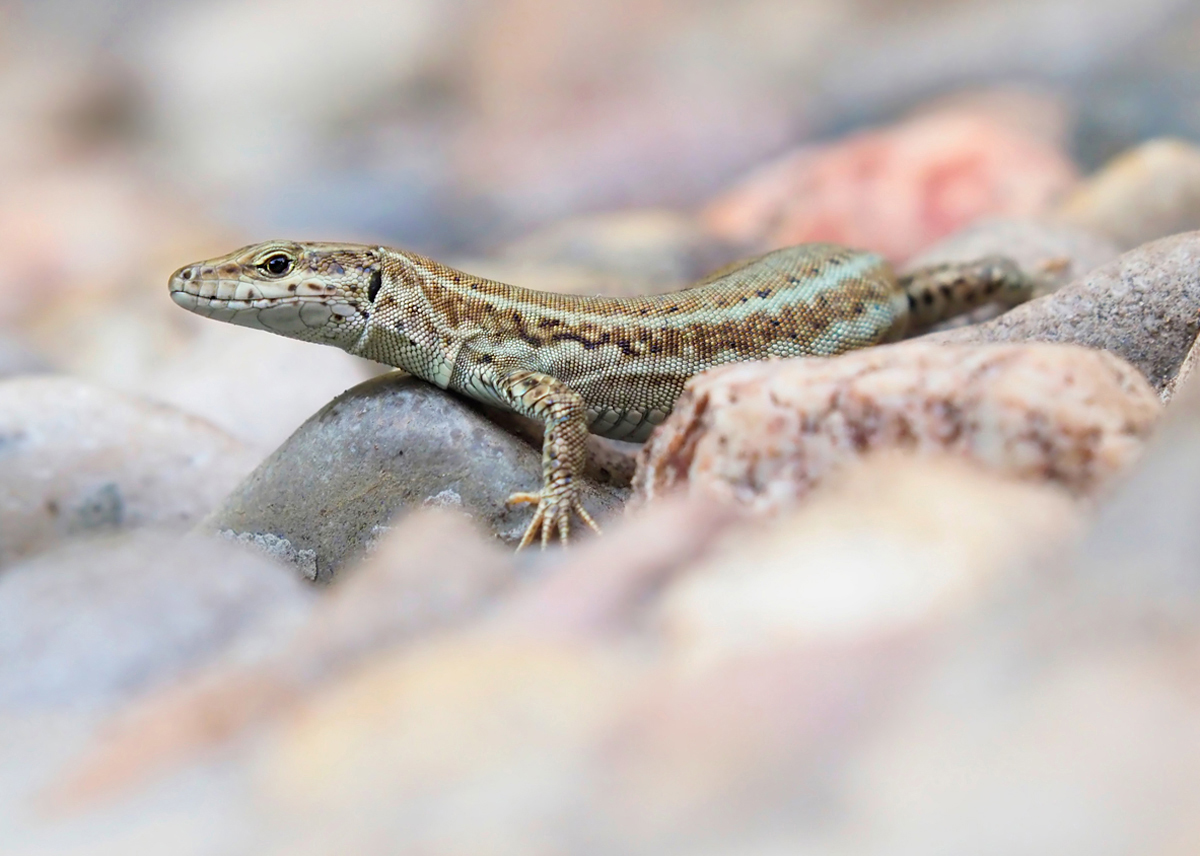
<box><xmin>373</xmin><ymin>244</ymin><xmax>907</xmax><ymax>442</ymax></box>
<box><xmin>168</xmin><ymin>240</ymin><xmax>1033</xmax><ymax>548</ymax></box>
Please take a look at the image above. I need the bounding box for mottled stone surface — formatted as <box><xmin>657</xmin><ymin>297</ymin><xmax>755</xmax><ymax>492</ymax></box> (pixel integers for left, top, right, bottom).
<box><xmin>633</xmin><ymin>342</ymin><xmax>1160</xmax><ymax>513</ymax></box>
<box><xmin>0</xmin><ymin>376</ymin><xmax>262</xmax><ymax>568</ymax></box>
<box><xmin>0</xmin><ymin>530</ymin><xmax>313</xmax><ymax>710</ymax></box>
<box><xmin>1057</xmin><ymin>138</ymin><xmax>1200</xmax><ymax>250</ymax></box>
<box><xmin>204</xmin><ymin>373</ymin><xmax>627</xmax><ymax>582</ymax></box>
<box><xmin>925</xmin><ymin>231</ymin><xmax>1200</xmax><ymax>392</ymax></box>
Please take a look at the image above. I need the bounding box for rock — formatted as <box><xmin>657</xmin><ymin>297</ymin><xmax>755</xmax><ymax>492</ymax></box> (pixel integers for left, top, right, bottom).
<box><xmin>0</xmin><ymin>376</ymin><xmax>262</xmax><ymax>568</ymax></box>
<box><xmin>257</xmin><ymin>634</ymin><xmax>636</xmax><ymax>855</ymax></box>
<box><xmin>1068</xmin><ymin>367</ymin><xmax>1200</xmax><ymax>607</ymax></box>
<box><xmin>701</xmin><ymin>112</ymin><xmax>1079</xmax><ymax>263</ymax></box>
<box><xmin>903</xmin><ymin>217</ymin><xmax>1121</xmax><ymax>298</ymax></box>
<box><xmin>135</xmin><ymin>323</ymin><xmax>382</xmax><ymax>454</ymax></box>
<box><xmin>1057</xmin><ymin>138</ymin><xmax>1200</xmax><ymax>250</ymax></box>
<box><xmin>0</xmin><ymin>530</ymin><xmax>314</xmax><ymax>710</ymax></box>
<box><xmin>498</xmin><ymin>495</ymin><xmax>736</xmax><ymax>638</ymax></box>
<box><xmin>204</xmin><ymin>373</ymin><xmax>627</xmax><ymax>581</ymax></box>
<box><xmin>0</xmin><ymin>336</ymin><xmax>50</xmax><ymax>379</ymax></box>
<box><xmin>656</xmin><ymin>455</ymin><xmax>1081</xmax><ymax>668</ymax></box>
<box><xmin>925</xmin><ymin>231</ymin><xmax>1200</xmax><ymax>392</ymax></box>
<box><xmin>51</xmin><ymin>511</ymin><xmax>516</xmax><ymax>807</ymax></box>
<box><xmin>497</xmin><ymin>209</ymin><xmax>742</xmax><ymax>294</ymax></box>
<box><xmin>633</xmin><ymin>343</ymin><xmax>1160</xmax><ymax>514</ymax></box>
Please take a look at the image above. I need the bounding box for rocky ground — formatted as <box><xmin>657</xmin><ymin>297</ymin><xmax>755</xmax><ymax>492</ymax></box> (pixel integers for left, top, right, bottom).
<box><xmin>6</xmin><ymin>1</ymin><xmax>1200</xmax><ymax>854</ymax></box>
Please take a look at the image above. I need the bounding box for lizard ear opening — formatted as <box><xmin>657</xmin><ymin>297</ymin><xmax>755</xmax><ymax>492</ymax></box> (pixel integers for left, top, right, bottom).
<box><xmin>367</xmin><ymin>269</ymin><xmax>382</xmax><ymax>303</ymax></box>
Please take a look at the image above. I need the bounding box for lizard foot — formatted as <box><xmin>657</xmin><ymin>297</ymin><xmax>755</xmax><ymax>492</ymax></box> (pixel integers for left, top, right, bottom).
<box><xmin>507</xmin><ymin>488</ymin><xmax>601</xmax><ymax>551</ymax></box>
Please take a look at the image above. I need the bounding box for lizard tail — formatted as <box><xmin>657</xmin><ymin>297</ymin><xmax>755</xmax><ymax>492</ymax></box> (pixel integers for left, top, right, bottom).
<box><xmin>899</xmin><ymin>256</ymin><xmax>1037</xmax><ymax>332</ymax></box>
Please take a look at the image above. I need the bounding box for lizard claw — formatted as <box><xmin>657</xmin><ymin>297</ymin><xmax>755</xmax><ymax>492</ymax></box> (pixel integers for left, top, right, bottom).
<box><xmin>507</xmin><ymin>489</ymin><xmax>601</xmax><ymax>551</ymax></box>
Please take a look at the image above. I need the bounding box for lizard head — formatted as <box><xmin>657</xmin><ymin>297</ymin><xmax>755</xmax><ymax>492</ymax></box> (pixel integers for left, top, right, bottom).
<box><xmin>168</xmin><ymin>240</ymin><xmax>383</xmax><ymax>349</ymax></box>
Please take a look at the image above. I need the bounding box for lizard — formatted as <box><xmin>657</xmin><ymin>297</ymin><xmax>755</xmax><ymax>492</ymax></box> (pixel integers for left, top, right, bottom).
<box><xmin>168</xmin><ymin>241</ymin><xmax>1035</xmax><ymax>550</ymax></box>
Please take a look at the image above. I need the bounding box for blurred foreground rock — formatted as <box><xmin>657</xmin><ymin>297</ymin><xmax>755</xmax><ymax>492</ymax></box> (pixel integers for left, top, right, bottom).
<box><xmin>51</xmin><ymin>511</ymin><xmax>514</xmax><ymax>807</ymax></box>
<box><xmin>204</xmin><ymin>373</ymin><xmax>627</xmax><ymax>581</ymax></box>
<box><xmin>634</xmin><ymin>342</ymin><xmax>1159</xmax><ymax>514</ymax></box>
<box><xmin>0</xmin><ymin>530</ymin><xmax>312</xmax><ymax>711</ymax></box>
<box><xmin>657</xmin><ymin>455</ymin><xmax>1082</xmax><ymax>667</ymax></box>
<box><xmin>1057</xmin><ymin>138</ymin><xmax>1200</xmax><ymax>250</ymax></box>
<box><xmin>17</xmin><ymin>373</ymin><xmax>1200</xmax><ymax>854</ymax></box>
<box><xmin>25</xmin><ymin>454</ymin><xmax>1091</xmax><ymax>855</ymax></box>
<box><xmin>0</xmin><ymin>376</ymin><xmax>261</xmax><ymax>568</ymax></box>
<box><xmin>927</xmin><ymin>230</ymin><xmax>1200</xmax><ymax>391</ymax></box>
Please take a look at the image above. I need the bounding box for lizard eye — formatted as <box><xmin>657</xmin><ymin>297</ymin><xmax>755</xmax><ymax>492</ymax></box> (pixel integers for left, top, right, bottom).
<box><xmin>259</xmin><ymin>254</ymin><xmax>292</xmax><ymax>277</ymax></box>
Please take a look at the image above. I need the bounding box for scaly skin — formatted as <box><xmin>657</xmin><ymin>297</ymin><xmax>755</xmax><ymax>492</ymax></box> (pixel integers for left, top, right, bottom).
<box><xmin>168</xmin><ymin>241</ymin><xmax>1033</xmax><ymax>549</ymax></box>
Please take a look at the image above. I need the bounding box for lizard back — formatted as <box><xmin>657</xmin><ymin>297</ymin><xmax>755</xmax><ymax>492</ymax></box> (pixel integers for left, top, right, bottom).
<box><xmin>379</xmin><ymin>243</ymin><xmax>908</xmax><ymax>440</ymax></box>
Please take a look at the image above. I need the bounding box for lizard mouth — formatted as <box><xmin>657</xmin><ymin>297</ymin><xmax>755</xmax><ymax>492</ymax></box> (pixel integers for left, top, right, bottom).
<box><xmin>169</xmin><ymin>273</ymin><xmax>359</xmax><ymax>334</ymax></box>
<box><xmin>168</xmin><ymin>263</ymin><xmax>361</xmax><ymax>333</ymax></box>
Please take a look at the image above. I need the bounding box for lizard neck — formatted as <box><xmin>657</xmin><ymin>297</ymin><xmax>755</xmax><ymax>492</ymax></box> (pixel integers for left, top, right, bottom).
<box><xmin>353</xmin><ymin>249</ymin><xmax>473</xmax><ymax>388</ymax></box>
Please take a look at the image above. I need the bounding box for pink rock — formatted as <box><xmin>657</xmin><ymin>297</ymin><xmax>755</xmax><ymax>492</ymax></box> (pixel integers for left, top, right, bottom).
<box><xmin>702</xmin><ymin>113</ymin><xmax>1080</xmax><ymax>263</ymax></box>
<box><xmin>633</xmin><ymin>342</ymin><xmax>1160</xmax><ymax>514</ymax></box>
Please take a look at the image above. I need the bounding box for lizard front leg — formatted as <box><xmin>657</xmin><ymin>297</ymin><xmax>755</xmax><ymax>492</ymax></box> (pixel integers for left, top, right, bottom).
<box><xmin>495</xmin><ymin>370</ymin><xmax>601</xmax><ymax>550</ymax></box>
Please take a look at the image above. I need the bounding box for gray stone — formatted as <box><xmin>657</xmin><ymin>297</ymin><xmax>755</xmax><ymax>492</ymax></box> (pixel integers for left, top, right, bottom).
<box><xmin>0</xmin><ymin>530</ymin><xmax>315</xmax><ymax>710</ymax></box>
<box><xmin>924</xmin><ymin>231</ymin><xmax>1200</xmax><ymax>391</ymax></box>
<box><xmin>203</xmin><ymin>373</ymin><xmax>628</xmax><ymax>582</ymax></box>
<box><xmin>0</xmin><ymin>376</ymin><xmax>263</xmax><ymax>568</ymax></box>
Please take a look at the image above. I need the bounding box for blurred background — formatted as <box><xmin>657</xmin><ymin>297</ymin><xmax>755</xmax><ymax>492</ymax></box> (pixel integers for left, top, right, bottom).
<box><xmin>8</xmin><ymin>0</ymin><xmax>1199</xmax><ymax>247</ymax></box>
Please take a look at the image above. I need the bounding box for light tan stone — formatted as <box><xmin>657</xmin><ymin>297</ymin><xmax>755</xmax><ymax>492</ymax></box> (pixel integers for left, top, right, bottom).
<box><xmin>1057</xmin><ymin>138</ymin><xmax>1200</xmax><ymax>250</ymax></box>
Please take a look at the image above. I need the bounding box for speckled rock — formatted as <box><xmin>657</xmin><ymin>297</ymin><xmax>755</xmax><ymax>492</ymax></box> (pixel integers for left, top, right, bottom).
<box><xmin>924</xmin><ymin>231</ymin><xmax>1200</xmax><ymax>391</ymax></box>
<box><xmin>0</xmin><ymin>376</ymin><xmax>262</xmax><ymax>568</ymax></box>
<box><xmin>204</xmin><ymin>373</ymin><xmax>627</xmax><ymax>581</ymax></box>
<box><xmin>1057</xmin><ymin>138</ymin><xmax>1200</xmax><ymax>250</ymax></box>
<box><xmin>903</xmin><ymin>216</ymin><xmax>1120</xmax><ymax>298</ymax></box>
<box><xmin>633</xmin><ymin>342</ymin><xmax>1160</xmax><ymax>513</ymax></box>
<box><xmin>0</xmin><ymin>530</ymin><xmax>314</xmax><ymax>710</ymax></box>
